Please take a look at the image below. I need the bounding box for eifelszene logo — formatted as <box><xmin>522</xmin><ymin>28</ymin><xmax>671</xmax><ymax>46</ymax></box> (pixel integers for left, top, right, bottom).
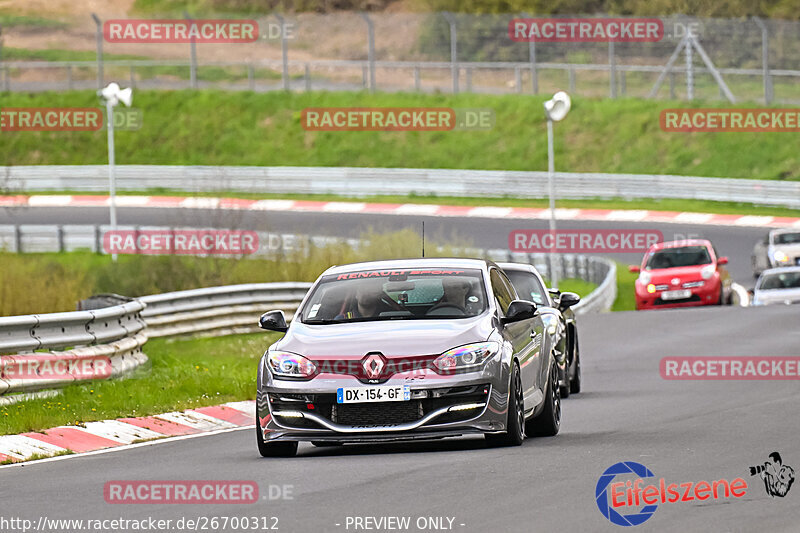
<box><xmin>596</xmin><ymin>461</ymin><xmax>748</xmax><ymax>526</ymax></box>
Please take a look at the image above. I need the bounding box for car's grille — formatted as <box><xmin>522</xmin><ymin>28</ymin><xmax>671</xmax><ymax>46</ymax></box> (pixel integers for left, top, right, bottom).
<box><xmin>332</xmin><ymin>401</ymin><xmax>423</xmax><ymax>426</ymax></box>
<box><xmin>682</xmin><ymin>281</ymin><xmax>704</xmax><ymax>288</ymax></box>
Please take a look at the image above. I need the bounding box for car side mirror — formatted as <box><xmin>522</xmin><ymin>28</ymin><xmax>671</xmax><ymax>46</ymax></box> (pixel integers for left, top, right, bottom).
<box><xmin>502</xmin><ymin>300</ymin><xmax>537</xmax><ymax>324</ymax></box>
<box><xmin>559</xmin><ymin>292</ymin><xmax>581</xmax><ymax>309</ymax></box>
<box><xmin>718</xmin><ymin>257</ymin><xmax>729</xmax><ymax>265</ymax></box>
<box><xmin>629</xmin><ymin>265</ymin><xmax>641</xmax><ymax>273</ymax></box>
<box><xmin>259</xmin><ymin>310</ymin><xmax>288</xmax><ymax>333</ymax></box>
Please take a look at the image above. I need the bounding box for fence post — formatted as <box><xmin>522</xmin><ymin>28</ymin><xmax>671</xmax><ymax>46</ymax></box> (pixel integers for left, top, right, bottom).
<box><xmin>753</xmin><ymin>17</ymin><xmax>772</xmax><ymax>105</ymax></box>
<box><xmin>620</xmin><ymin>70</ymin><xmax>626</xmax><ymax>95</ymax></box>
<box><xmin>442</xmin><ymin>12</ymin><xmax>458</xmax><ymax>93</ymax></box>
<box><xmin>304</xmin><ymin>63</ymin><xmax>311</xmax><ymax>91</ymax></box>
<box><xmin>685</xmin><ymin>38</ymin><xmax>694</xmax><ymax>100</ymax></box>
<box><xmin>359</xmin><ymin>12</ymin><xmax>376</xmax><ymax>93</ymax></box>
<box><xmin>569</xmin><ymin>67</ymin><xmax>575</xmax><ymax>92</ymax></box>
<box><xmin>91</xmin><ymin>14</ymin><xmax>103</xmax><ymax>90</ymax></box>
<box><xmin>184</xmin><ymin>12</ymin><xmax>198</xmax><ymax>89</ymax></box>
<box><xmin>609</xmin><ymin>40</ymin><xmax>616</xmax><ymax>98</ymax></box>
<box><xmin>274</xmin><ymin>14</ymin><xmax>290</xmax><ymax>91</ymax></box>
<box><xmin>0</xmin><ymin>23</ymin><xmax>3</xmax><ymax>91</ymax></box>
<box><xmin>466</xmin><ymin>67</ymin><xmax>472</xmax><ymax>92</ymax></box>
<box><xmin>414</xmin><ymin>65</ymin><xmax>421</xmax><ymax>91</ymax></box>
<box><xmin>522</xmin><ymin>12</ymin><xmax>537</xmax><ymax>94</ymax></box>
<box><xmin>514</xmin><ymin>66</ymin><xmax>521</xmax><ymax>93</ymax></box>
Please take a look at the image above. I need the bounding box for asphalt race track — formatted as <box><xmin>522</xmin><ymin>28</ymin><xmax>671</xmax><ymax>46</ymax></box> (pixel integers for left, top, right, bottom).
<box><xmin>3</xmin><ymin>305</ymin><xmax>799</xmax><ymax>532</ymax></box>
<box><xmin>3</xmin><ymin>204</ymin><xmax>798</xmax><ymax>532</ymax></box>
<box><xmin>0</xmin><ymin>204</ymin><xmax>770</xmax><ymax>284</ymax></box>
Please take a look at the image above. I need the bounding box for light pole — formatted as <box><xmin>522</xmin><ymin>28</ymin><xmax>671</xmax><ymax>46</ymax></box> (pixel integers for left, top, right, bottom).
<box><xmin>543</xmin><ymin>91</ymin><xmax>571</xmax><ymax>289</ymax></box>
<box><xmin>98</xmin><ymin>82</ymin><xmax>133</xmax><ymax>262</ymax></box>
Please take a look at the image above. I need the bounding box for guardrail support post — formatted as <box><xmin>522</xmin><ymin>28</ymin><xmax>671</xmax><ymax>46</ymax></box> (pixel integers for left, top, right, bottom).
<box><xmin>57</xmin><ymin>225</ymin><xmax>65</xmax><ymax>252</ymax></box>
<box><xmin>184</xmin><ymin>12</ymin><xmax>198</xmax><ymax>89</ymax></box>
<box><xmin>14</xmin><ymin>225</ymin><xmax>22</xmax><ymax>253</ymax></box>
<box><xmin>275</xmin><ymin>14</ymin><xmax>290</xmax><ymax>91</ymax></box>
<box><xmin>91</xmin><ymin>13</ymin><xmax>103</xmax><ymax>90</ymax></box>
<box><xmin>94</xmin><ymin>225</ymin><xmax>102</xmax><ymax>254</ymax></box>
<box><xmin>442</xmin><ymin>12</ymin><xmax>458</xmax><ymax>93</ymax></box>
<box><xmin>359</xmin><ymin>12</ymin><xmax>376</xmax><ymax>93</ymax></box>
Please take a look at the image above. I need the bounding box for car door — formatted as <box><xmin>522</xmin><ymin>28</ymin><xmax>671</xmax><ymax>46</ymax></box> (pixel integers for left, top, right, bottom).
<box><xmin>489</xmin><ymin>268</ymin><xmax>542</xmax><ymax>413</ymax></box>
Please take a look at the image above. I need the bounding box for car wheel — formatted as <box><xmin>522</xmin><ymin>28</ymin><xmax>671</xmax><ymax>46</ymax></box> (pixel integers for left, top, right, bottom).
<box><xmin>485</xmin><ymin>362</ymin><xmax>524</xmax><ymax>447</ymax></box>
<box><xmin>256</xmin><ymin>418</ymin><xmax>298</xmax><ymax>457</ymax></box>
<box><xmin>570</xmin><ymin>335</ymin><xmax>581</xmax><ymax>394</ymax></box>
<box><xmin>525</xmin><ymin>362</ymin><xmax>561</xmax><ymax>437</ymax></box>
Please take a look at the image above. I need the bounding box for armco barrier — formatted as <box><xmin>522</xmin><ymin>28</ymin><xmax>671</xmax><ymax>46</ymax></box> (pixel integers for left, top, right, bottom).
<box><xmin>0</xmin><ymin>300</ymin><xmax>148</xmax><ymax>396</ymax></box>
<box><xmin>3</xmin><ymin>165</ymin><xmax>799</xmax><ymax>208</ymax></box>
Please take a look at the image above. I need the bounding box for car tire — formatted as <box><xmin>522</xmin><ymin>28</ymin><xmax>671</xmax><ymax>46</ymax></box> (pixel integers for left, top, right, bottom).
<box><xmin>256</xmin><ymin>419</ymin><xmax>298</xmax><ymax>457</ymax></box>
<box><xmin>559</xmin><ymin>367</ymin><xmax>571</xmax><ymax>399</ymax></box>
<box><xmin>485</xmin><ymin>362</ymin><xmax>524</xmax><ymax>447</ymax></box>
<box><xmin>525</xmin><ymin>363</ymin><xmax>561</xmax><ymax>437</ymax></box>
<box><xmin>569</xmin><ymin>335</ymin><xmax>581</xmax><ymax>394</ymax></box>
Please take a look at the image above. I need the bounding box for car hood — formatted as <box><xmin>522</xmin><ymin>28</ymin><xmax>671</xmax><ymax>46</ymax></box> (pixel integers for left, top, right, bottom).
<box><xmin>753</xmin><ymin>287</ymin><xmax>800</xmax><ymax>305</ymax></box>
<box><xmin>643</xmin><ymin>265</ymin><xmax>710</xmax><ymax>283</ymax></box>
<box><xmin>771</xmin><ymin>243</ymin><xmax>800</xmax><ymax>254</ymax></box>
<box><xmin>275</xmin><ymin>314</ymin><xmax>494</xmax><ymax>357</ymax></box>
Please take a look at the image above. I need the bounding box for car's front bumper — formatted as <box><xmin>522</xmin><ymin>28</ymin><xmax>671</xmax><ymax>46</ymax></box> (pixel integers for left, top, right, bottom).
<box><xmin>256</xmin><ymin>359</ymin><xmax>511</xmax><ymax>443</ymax></box>
<box><xmin>635</xmin><ymin>281</ymin><xmax>720</xmax><ymax>310</ymax></box>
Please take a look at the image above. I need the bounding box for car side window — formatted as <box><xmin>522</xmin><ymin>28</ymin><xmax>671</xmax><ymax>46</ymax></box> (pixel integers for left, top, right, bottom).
<box><xmin>490</xmin><ymin>269</ymin><xmax>515</xmax><ymax>316</ymax></box>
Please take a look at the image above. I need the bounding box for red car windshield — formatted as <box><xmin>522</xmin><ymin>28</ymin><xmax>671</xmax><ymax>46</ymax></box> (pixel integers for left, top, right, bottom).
<box><xmin>645</xmin><ymin>246</ymin><xmax>712</xmax><ymax>270</ymax></box>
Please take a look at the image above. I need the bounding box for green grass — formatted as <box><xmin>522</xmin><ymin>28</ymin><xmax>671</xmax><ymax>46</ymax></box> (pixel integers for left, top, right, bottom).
<box><xmin>0</xmin><ymin>14</ymin><xmax>67</xmax><ymax>29</ymax></box>
<box><xmin>0</xmin><ymin>332</ymin><xmax>279</xmax><ymax>436</ymax></box>
<box><xmin>556</xmin><ymin>278</ymin><xmax>597</xmax><ymax>298</ymax></box>
<box><xmin>612</xmin><ymin>261</ymin><xmax>638</xmax><ymax>312</ymax></box>
<box><xmin>0</xmin><ymin>90</ymin><xmax>798</xmax><ymax>179</ymax></box>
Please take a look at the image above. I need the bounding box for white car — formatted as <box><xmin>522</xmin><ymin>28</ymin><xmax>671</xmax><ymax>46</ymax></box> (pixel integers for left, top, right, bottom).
<box><xmin>752</xmin><ymin>229</ymin><xmax>800</xmax><ymax>277</ymax></box>
<box><xmin>751</xmin><ymin>267</ymin><xmax>800</xmax><ymax>306</ymax></box>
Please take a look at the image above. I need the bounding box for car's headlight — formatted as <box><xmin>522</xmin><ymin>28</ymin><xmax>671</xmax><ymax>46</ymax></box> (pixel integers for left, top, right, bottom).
<box><xmin>701</xmin><ymin>265</ymin><xmax>716</xmax><ymax>280</ymax></box>
<box><xmin>773</xmin><ymin>250</ymin><xmax>789</xmax><ymax>263</ymax></box>
<box><xmin>639</xmin><ymin>271</ymin><xmax>652</xmax><ymax>285</ymax></box>
<box><xmin>433</xmin><ymin>342</ymin><xmax>500</xmax><ymax>373</ymax></box>
<box><xmin>267</xmin><ymin>351</ymin><xmax>317</xmax><ymax>379</ymax></box>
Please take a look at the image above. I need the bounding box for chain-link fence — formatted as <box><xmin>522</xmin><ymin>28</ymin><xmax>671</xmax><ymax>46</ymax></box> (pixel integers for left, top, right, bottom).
<box><xmin>1</xmin><ymin>13</ymin><xmax>799</xmax><ymax>103</ymax></box>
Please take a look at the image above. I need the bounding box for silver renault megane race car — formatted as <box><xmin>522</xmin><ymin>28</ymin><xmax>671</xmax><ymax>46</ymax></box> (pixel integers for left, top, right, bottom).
<box><xmin>255</xmin><ymin>258</ymin><xmax>562</xmax><ymax>457</ymax></box>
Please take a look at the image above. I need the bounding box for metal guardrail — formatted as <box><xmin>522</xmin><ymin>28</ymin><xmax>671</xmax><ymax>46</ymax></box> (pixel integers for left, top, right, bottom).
<box><xmin>139</xmin><ymin>283</ymin><xmax>312</xmax><ymax>337</ymax></box>
<box><xmin>3</xmin><ymin>165</ymin><xmax>798</xmax><ymax>208</ymax></box>
<box><xmin>0</xmin><ymin>300</ymin><xmax>148</xmax><ymax>395</ymax></box>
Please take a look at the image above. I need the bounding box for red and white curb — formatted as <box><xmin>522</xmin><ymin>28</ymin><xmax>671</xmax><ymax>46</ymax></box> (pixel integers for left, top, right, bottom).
<box><xmin>0</xmin><ymin>400</ymin><xmax>254</xmax><ymax>464</ymax></box>
<box><xmin>2</xmin><ymin>195</ymin><xmax>799</xmax><ymax>228</ymax></box>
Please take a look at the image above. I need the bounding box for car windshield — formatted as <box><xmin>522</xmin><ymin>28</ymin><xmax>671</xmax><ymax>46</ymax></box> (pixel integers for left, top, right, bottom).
<box><xmin>758</xmin><ymin>271</ymin><xmax>800</xmax><ymax>290</ymax></box>
<box><xmin>301</xmin><ymin>268</ymin><xmax>488</xmax><ymax>323</ymax></box>
<box><xmin>504</xmin><ymin>270</ymin><xmax>548</xmax><ymax>306</ymax></box>
<box><xmin>774</xmin><ymin>232</ymin><xmax>800</xmax><ymax>245</ymax></box>
<box><xmin>645</xmin><ymin>246</ymin><xmax>711</xmax><ymax>270</ymax></box>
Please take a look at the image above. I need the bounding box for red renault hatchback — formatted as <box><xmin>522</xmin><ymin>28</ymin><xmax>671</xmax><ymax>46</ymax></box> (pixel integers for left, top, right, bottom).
<box><xmin>630</xmin><ymin>239</ymin><xmax>732</xmax><ymax>310</ymax></box>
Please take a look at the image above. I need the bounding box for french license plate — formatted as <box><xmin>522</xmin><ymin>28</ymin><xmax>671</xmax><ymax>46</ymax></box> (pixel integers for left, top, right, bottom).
<box><xmin>661</xmin><ymin>289</ymin><xmax>691</xmax><ymax>300</ymax></box>
<box><xmin>336</xmin><ymin>385</ymin><xmax>410</xmax><ymax>404</ymax></box>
